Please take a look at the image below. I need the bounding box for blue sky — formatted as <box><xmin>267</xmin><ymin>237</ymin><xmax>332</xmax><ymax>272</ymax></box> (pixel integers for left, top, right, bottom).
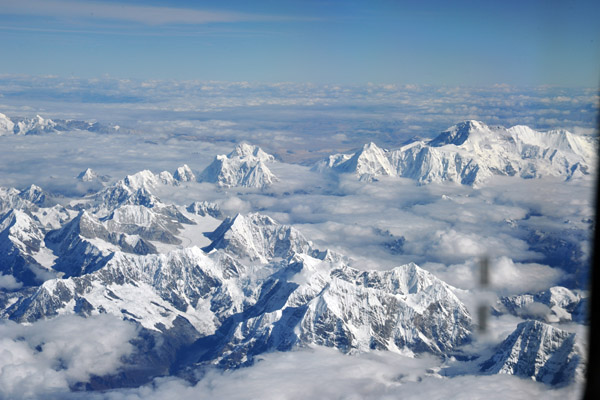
<box><xmin>0</xmin><ymin>0</ymin><xmax>599</xmax><ymax>86</ymax></box>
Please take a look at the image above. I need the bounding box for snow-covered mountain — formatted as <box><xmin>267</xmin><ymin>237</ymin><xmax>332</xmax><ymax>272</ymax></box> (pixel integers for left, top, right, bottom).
<box><xmin>0</xmin><ymin>112</ymin><xmax>120</xmax><ymax>135</ymax></box>
<box><xmin>1</xmin><ymin>245</ymin><xmax>472</xmax><ymax>374</ymax></box>
<box><xmin>0</xmin><ymin>175</ymin><xmax>476</xmax><ymax>386</ymax></box>
<box><xmin>174</xmin><ymin>164</ymin><xmax>196</xmax><ymax>183</ymax></box>
<box><xmin>77</xmin><ymin>168</ymin><xmax>109</xmax><ymax>183</ymax></box>
<box><xmin>316</xmin><ymin>121</ymin><xmax>596</xmax><ymax>185</ymax></box>
<box><xmin>91</xmin><ymin>166</ymin><xmax>196</xmax><ymax>214</ymax></box>
<box><xmin>0</xmin><ymin>127</ymin><xmax>590</xmax><ymax>393</ymax></box>
<box><xmin>0</xmin><ymin>185</ymin><xmax>50</xmax><ymax>213</ymax></box>
<box><xmin>198</xmin><ymin>143</ymin><xmax>278</xmax><ymax>188</ymax></box>
<box><xmin>480</xmin><ymin>320</ymin><xmax>584</xmax><ymax>385</ymax></box>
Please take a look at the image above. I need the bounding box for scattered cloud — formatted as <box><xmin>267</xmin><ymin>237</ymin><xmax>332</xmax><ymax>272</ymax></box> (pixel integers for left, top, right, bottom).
<box><xmin>0</xmin><ymin>273</ymin><xmax>22</xmax><ymax>290</ymax></box>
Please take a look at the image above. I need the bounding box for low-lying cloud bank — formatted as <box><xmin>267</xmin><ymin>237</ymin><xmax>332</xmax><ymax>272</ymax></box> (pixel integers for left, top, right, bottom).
<box><xmin>0</xmin><ymin>315</ymin><xmax>138</xmax><ymax>400</ymax></box>
<box><xmin>64</xmin><ymin>347</ymin><xmax>581</xmax><ymax>400</ymax></box>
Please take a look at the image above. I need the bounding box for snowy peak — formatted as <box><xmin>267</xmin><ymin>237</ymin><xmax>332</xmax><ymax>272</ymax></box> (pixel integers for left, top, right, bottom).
<box><xmin>4</xmin><ymin>246</ymin><xmax>238</xmax><ymax>333</ymax></box>
<box><xmin>78</xmin><ymin>168</ymin><xmax>99</xmax><ymax>182</ymax></box>
<box><xmin>14</xmin><ymin>114</ymin><xmax>57</xmax><ymax>135</ymax></box>
<box><xmin>228</xmin><ymin>143</ymin><xmax>275</xmax><ymax>162</ymax></box>
<box><xmin>480</xmin><ymin>320</ymin><xmax>583</xmax><ymax>385</ymax></box>
<box><xmin>18</xmin><ymin>184</ymin><xmax>48</xmax><ymax>206</ymax></box>
<box><xmin>177</xmin><ymin>253</ymin><xmax>472</xmax><ymax>369</ymax></box>
<box><xmin>102</xmin><ymin>204</ymin><xmax>192</xmax><ymax>245</ymax></box>
<box><xmin>94</xmin><ymin>176</ymin><xmax>161</xmax><ymax>212</ymax></box>
<box><xmin>46</xmin><ymin>210</ymin><xmax>108</xmax><ymax>245</ymax></box>
<box><xmin>123</xmin><ymin>170</ymin><xmax>160</xmax><ymax>191</ymax></box>
<box><xmin>294</xmin><ymin>258</ymin><xmax>472</xmax><ymax>355</ymax></box>
<box><xmin>242</xmin><ymin>160</ymin><xmax>277</xmax><ymax>187</ymax></box>
<box><xmin>204</xmin><ymin>213</ymin><xmax>312</xmax><ymax>262</ymax></box>
<box><xmin>199</xmin><ymin>144</ymin><xmax>278</xmax><ymax>188</ymax></box>
<box><xmin>1</xmin><ymin>185</ymin><xmax>55</xmax><ymax>216</ymax></box>
<box><xmin>344</xmin><ymin>142</ymin><xmax>394</xmax><ymax>180</ymax></box>
<box><xmin>173</xmin><ymin>164</ymin><xmax>196</xmax><ymax>182</ymax></box>
<box><xmin>77</xmin><ymin>168</ymin><xmax>109</xmax><ymax>183</ymax></box>
<box><xmin>313</xmin><ymin>142</ymin><xmax>394</xmax><ymax>181</ymax></box>
<box><xmin>429</xmin><ymin>120</ymin><xmax>490</xmax><ymax>147</ymax></box>
<box><xmin>91</xmin><ymin>166</ymin><xmax>202</xmax><ymax>215</ymax></box>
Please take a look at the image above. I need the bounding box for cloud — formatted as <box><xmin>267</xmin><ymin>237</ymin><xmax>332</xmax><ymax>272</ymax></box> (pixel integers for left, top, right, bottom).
<box><xmin>408</xmin><ymin>229</ymin><xmax>537</xmax><ymax>265</ymax></box>
<box><xmin>1</xmin><ymin>0</ymin><xmax>286</xmax><ymax>26</ymax></box>
<box><xmin>424</xmin><ymin>256</ymin><xmax>565</xmax><ymax>295</ymax></box>
<box><xmin>0</xmin><ymin>315</ymin><xmax>138</xmax><ymax>399</ymax></box>
<box><xmin>0</xmin><ymin>273</ymin><xmax>22</xmax><ymax>290</ymax></box>
<box><xmin>70</xmin><ymin>346</ymin><xmax>581</xmax><ymax>400</ymax></box>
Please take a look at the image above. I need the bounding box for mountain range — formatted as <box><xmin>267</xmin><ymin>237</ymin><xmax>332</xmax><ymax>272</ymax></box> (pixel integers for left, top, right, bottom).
<box><xmin>0</xmin><ymin>120</ymin><xmax>591</xmax><ymax>392</ymax></box>
<box><xmin>315</xmin><ymin>120</ymin><xmax>596</xmax><ymax>185</ymax></box>
<box><xmin>0</xmin><ymin>112</ymin><xmax>120</xmax><ymax>135</ymax></box>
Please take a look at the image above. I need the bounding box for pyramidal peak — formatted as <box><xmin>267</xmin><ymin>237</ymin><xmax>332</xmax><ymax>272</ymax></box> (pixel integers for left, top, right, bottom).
<box><xmin>350</xmin><ymin>142</ymin><xmax>394</xmax><ymax>179</ymax></box>
<box><xmin>78</xmin><ymin>168</ymin><xmax>98</xmax><ymax>182</ymax></box>
<box><xmin>314</xmin><ymin>141</ymin><xmax>394</xmax><ymax>181</ymax></box>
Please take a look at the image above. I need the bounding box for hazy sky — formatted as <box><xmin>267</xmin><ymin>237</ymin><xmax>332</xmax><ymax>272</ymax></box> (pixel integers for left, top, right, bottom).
<box><xmin>1</xmin><ymin>0</ymin><xmax>599</xmax><ymax>86</ymax></box>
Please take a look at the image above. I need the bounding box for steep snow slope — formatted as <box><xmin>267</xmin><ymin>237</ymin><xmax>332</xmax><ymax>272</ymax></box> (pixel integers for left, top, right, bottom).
<box><xmin>204</xmin><ymin>213</ymin><xmax>313</xmax><ymax>263</ymax></box>
<box><xmin>480</xmin><ymin>320</ymin><xmax>584</xmax><ymax>385</ymax></box>
<box><xmin>0</xmin><ymin>210</ymin><xmax>56</xmax><ymax>286</ymax></box>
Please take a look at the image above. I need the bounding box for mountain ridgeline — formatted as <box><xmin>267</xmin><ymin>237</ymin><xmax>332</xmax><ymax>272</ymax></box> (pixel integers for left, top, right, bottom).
<box><xmin>315</xmin><ymin>120</ymin><xmax>595</xmax><ymax>185</ymax></box>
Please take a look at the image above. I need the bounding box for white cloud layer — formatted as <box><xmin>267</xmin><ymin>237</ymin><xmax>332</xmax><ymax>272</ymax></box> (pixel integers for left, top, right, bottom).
<box><xmin>424</xmin><ymin>256</ymin><xmax>565</xmax><ymax>295</ymax></box>
<box><xmin>69</xmin><ymin>346</ymin><xmax>581</xmax><ymax>400</ymax></box>
<box><xmin>0</xmin><ymin>315</ymin><xmax>138</xmax><ymax>399</ymax></box>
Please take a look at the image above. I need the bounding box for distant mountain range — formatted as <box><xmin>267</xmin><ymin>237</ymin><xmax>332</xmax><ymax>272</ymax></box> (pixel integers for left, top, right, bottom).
<box><xmin>0</xmin><ymin>112</ymin><xmax>120</xmax><ymax>135</ymax></box>
<box><xmin>315</xmin><ymin>120</ymin><xmax>596</xmax><ymax>185</ymax></box>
